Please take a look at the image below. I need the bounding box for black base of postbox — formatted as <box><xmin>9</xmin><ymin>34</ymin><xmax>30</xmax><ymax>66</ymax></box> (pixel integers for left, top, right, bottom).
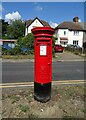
<box><xmin>34</xmin><ymin>82</ymin><xmax>51</xmax><ymax>103</ymax></box>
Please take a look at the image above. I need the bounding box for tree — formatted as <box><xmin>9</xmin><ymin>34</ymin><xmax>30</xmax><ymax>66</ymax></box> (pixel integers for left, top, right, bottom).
<box><xmin>1</xmin><ymin>19</ymin><xmax>9</xmax><ymax>38</ymax></box>
<box><xmin>7</xmin><ymin>20</ymin><xmax>25</xmax><ymax>39</ymax></box>
<box><xmin>17</xmin><ymin>33</ymin><xmax>34</xmax><ymax>49</ymax></box>
<box><xmin>0</xmin><ymin>19</ymin><xmax>2</xmax><ymax>39</ymax></box>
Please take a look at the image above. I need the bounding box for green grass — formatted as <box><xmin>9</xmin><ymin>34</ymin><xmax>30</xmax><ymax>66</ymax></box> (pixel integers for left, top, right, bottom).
<box><xmin>2</xmin><ymin>54</ymin><xmax>34</xmax><ymax>59</ymax></box>
<box><xmin>19</xmin><ymin>104</ymin><xmax>29</xmax><ymax>112</ymax></box>
<box><xmin>10</xmin><ymin>95</ymin><xmax>20</xmax><ymax>104</ymax></box>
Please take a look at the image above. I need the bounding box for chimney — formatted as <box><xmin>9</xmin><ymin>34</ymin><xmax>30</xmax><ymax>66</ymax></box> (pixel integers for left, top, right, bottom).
<box><xmin>73</xmin><ymin>17</ymin><xmax>79</xmax><ymax>22</ymax></box>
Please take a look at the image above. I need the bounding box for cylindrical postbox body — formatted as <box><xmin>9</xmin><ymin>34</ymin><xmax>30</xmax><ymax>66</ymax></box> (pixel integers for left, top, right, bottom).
<box><xmin>32</xmin><ymin>26</ymin><xmax>55</xmax><ymax>102</ymax></box>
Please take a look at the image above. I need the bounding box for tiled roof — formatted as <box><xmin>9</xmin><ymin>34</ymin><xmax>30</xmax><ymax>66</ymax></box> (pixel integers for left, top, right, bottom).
<box><xmin>78</xmin><ymin>22</ymin><xmax>86</xmax><ymax>30</ymax></box>
<box><xmin>25</xmin><ymin>20</ymin><xmax>32</xmax><ymax>26</ymax></box>
<box><xmin>55</xmin><ymin>22</ymin><xmax>84</xmax><ymax>31</ymax></box>
<box><xmin>25</xmin><ymin>17</ymin><xmax>50</xmax><ymax>27</ymax></box>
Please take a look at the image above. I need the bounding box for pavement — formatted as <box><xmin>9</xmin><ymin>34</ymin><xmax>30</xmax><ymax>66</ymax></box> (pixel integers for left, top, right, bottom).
<box><xmin>55</xmin><ymin>51</ymin><xmax>85</xmax><ymax>61</ymax></box>
<box><xmin>1</xmin><ymin>51</ymin><xmax>85</xmax><ymax>63</ymax></box>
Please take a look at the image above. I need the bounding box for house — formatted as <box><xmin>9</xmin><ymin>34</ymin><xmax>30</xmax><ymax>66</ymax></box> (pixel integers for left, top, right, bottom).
<box><xmin>55</xmin><ymin>17</ymin><xmax>85</xmax><ymax>48</ymax></box>
<box><xmin>25</xmin><ymin>17</ymin><xmax>50</xmax><ymax>36</ymax></box>
<box><xmin>78</xmin><ymin>22</ymin><xmax>86</xmax><ymax>48</ymax></box>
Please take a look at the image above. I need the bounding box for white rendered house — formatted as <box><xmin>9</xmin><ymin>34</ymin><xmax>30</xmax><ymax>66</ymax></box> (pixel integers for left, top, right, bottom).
<box><xmin>25</xmin><ymin>17</ymin><xmax>50</xmax><ymax>36</ymax></box>
<box><xmin>55</xmin><ymin>17</ymin><xmax>85</xmax><ymax>48</ymax></box>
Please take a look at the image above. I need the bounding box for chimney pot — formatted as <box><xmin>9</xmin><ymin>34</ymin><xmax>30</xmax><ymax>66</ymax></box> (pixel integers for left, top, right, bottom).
<box><xmin>73</xmin><ymin>17</ymin><xmax>79</xmax><ymax>22</ymax></box>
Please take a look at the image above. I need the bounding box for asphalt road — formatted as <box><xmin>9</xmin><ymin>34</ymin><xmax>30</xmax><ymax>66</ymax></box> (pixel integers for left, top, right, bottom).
<box><xmin>1</xmin><ymin>61</ymin><xmax>84</xmax><ymax>83</ymax></box>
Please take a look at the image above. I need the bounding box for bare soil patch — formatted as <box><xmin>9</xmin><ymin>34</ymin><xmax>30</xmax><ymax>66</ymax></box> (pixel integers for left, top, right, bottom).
<box><xmin>2</xmin><ymin>84</ymin><xmax>85</xmax><ymax>119</ymax></box>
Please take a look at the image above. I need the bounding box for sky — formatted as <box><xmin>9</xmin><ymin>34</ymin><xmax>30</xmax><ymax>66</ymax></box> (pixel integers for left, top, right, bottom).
<box><xmin>1</xmin><ymin>2</ymin><xmax>85</xmax><ymax>28</ymax></box>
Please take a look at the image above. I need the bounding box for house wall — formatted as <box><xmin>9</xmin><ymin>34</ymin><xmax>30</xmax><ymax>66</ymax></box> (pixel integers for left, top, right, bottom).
<box><xmin>55</xmin><ymin>29</ymin><xmax>68</xmax><ymax>46</ymax></box>
<box><xmin>55</xmin><ymin>29</ymin><xmax>83</xmax><ymax>47</ymax></box>
<box><xmin>58</xmin><ymin>29</ymin><xmax>68</xmax><ymax>38</ymax></box>
<box><xmin>68</xmin><ymin>31</ymin><xmax>83</xmax><ymax>47</ymax></box>
<box><xmin>25</xmin><ymin>18</ymin><xmax>43</xmax><ymax>36</ymax></box>
<box><xmin>83</xmin><ymin>32</ymin><xmax>86</xmax><ymax>43</ymax></box>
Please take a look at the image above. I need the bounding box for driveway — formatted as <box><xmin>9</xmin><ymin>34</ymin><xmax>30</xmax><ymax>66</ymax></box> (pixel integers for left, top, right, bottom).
<box><xmin>55</xmin><ymin>51</ymin><xmax>85</xmax><ymax>61</ymax></box>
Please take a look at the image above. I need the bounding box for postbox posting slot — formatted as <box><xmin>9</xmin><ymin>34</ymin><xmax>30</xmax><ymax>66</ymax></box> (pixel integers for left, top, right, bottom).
<box><xmin>37</xmin><ymin>40</ymin><xmax>50</xmax><ymax>42</ymax></box>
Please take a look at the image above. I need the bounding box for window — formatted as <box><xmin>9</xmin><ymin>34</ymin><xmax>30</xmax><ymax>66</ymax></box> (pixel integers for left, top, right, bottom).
<box><xmin>64</xmin><ymin>31</ymin><xmax>66</xmax><ymax>35</ymax></box>
<box><xmin>74</xmin><ymin>31</ymin><xmax>79</xmax><ymax>35</ymax></box>
<box><xmin>73</xmin><ymin>40</ymin><xmax>78</xmax><ymax>45</ymax></box>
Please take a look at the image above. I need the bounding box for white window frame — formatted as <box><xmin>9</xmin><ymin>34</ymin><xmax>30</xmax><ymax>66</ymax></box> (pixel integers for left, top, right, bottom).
<box><xmin>73</xmin><ymin>40</ymin><xmax>79</xmax><ymax>45</ymax></box>
<box><xmin>64</xmin><ymin>31</ymin><xmax>66</xmax><ymax>35</ymax></box>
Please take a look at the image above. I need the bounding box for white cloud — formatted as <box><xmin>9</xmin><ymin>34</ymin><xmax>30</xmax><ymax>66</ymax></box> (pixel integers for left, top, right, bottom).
<box><xmin>36</xmin><ymin>5</ymin><xmax>43</xmax><ymax>11</ymax></box>
<box><xmin>5</xmin><ymin>11</ymin><xmax>21</xmax><ymax>22</ymax></box>
<box><xmin>79</xmin><ymin>19</ymin><xmax>81</xmax><ymax>22</ymax></box>
<box><xmin>49</xmin><ymin>21</ymin><xmax>58</xmax><ymax>28</ymax></box>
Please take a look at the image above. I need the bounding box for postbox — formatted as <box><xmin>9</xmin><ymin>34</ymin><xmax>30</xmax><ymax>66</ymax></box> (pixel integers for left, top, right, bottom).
<box><xmin>32</xmin><ymin>26</ymin><xmax>55</xmax><ymax>102</ymax></box>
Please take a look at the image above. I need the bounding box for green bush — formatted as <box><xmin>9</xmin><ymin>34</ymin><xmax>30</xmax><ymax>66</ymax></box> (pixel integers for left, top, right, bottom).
<box><xmin>17</xmin><ymin>33</ymin><xmax>34</xmax><ymax>50</ymax></box>
<box><xmin>2</xmin><ymin>48</ymin><xmax>11</xmax><ymax>55</ymax></box>
<box><xmin>2</xmin><ymin>34</ymin><xmax>57</xmax><ymax>56</ymax></box>
<box><xmin>65</xmin><ymin>46</ymin><xmax>83</xmax><ymax>55</ymax></box>
<box><xmin>52</xmin><ymin>36</ymin><xmax>57</xmax><ymax>57</ymax></box>
<box><xmin>10</xmin><ymin>46</ymin><xmax>21</xmax><ymax>55</ymax></box>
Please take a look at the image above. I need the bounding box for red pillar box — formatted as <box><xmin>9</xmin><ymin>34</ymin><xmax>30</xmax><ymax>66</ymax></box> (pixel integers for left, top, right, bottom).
<box><xmin>32</xmin><ymin>26</ymin><xmax>55</xmax><ymax>102</ymax></box>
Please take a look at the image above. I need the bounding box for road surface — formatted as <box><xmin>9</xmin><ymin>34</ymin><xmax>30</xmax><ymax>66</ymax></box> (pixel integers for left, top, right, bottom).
<box><xmin>1</xmin><ymin>61</ymin><xmax>84</xmax><ymax>83</ymax></box>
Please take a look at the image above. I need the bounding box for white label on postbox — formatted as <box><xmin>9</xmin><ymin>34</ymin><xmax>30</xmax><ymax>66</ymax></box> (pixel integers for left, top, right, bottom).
<box><xmin>40</xmin><ymin>45</ymin><xmax>47</xmax><ymax>56</ymax></box>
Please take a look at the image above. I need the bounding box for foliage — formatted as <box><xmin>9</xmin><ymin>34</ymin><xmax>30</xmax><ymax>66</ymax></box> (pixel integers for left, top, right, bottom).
<box><xmin>1</xmin><ymin>19</ymin><xmax>9</xmax><ymax>38</ymax></box>
<box><xmin>2</xmin><ymin>45</ymin><xmax>21</xmax><ymax>55</ymax></box>
<box><xmin>17</xmin><ymin>33</ymin><xmax>34</xmax><ymax>51</ymax></box>
<box><xmin>65</xmin><ymin>46</ymin><xmax>86</xmax><ymax>55</ymax></box>
<box><xmin>2</xmin><ymin>34</ymin><xmax>57</xmax><ymax>56</ymax></box>
<box><xmin>10</xmin><ymin>45</ymin><xmax>22</xmax><ymax>55</ymax></box>
<box><xmin>2</xmin><ymin>33</ymin><xmax>35</xmax><ymax>55</ymax></box>
<box><xmin>83</xmin><ymin>42</ymin><xmax>86</xmax><ymax>48</ymax></box>
<box><xmin>19</xmin><ymin>104</ymin><xmax>29</xmax><ymax>112</ymax></box>
<box><xmin>0</xmin><ymin>20</ymin><xmax>2</xmax><ymax>39</ymax></box>
<box><xmin>52</xmin><ymin>36</ymin><xmax>58</xmax><ymax>57</ymax></box>
<box><xmin>7</xmin><ymin>20</ymin><xmax>25</xmax><ymax>39</ymax></box>
<box><xmin>2</xmin><ymin>48</ymin><xmax>11</xmax><ymax>55</ymax></box>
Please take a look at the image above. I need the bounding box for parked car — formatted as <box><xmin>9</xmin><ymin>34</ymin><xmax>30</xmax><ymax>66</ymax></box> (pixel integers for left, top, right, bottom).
<box><xmin>73</xmin><ymin>45</ymin><xmax>81</xmax><ymax>49</ymax></box>
<box><xmin>67</xmin><ymin>44</ymin><xmax>81</xmax><ymax>49</ymax></box>
<box><xmin>20</xmin><ymin>47</ymin><xmax>29</xmax><ymax>52</ymax></box>
<box><xmin>2</xmin><ymin>44</ymin><xmax>12</xmax><ymax>50</ymax></box>
<box><xmin>54</xmin><ymin>44</ymin><xmax>64</xmax><ymax>52</ymax></box>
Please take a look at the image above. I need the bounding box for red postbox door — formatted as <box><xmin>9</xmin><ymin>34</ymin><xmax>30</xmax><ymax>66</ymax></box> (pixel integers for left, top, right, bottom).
<box><xmin>35</xmin><ymin>41</ymin><xmax>52</xmax><ymax>84</ymax></box>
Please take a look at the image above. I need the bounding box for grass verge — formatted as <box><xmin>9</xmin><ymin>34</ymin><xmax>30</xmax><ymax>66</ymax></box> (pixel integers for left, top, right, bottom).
<box><xmin>2</xmin><ymin>54</ymin><xmax>34</xmax><ymax>59</ymax></box>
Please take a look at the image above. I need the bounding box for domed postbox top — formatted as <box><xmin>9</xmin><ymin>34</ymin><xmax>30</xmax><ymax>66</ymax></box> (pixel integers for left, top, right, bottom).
<box><xmin>31</xmin><ymin>26</ymin><xmax>55</xmax><ymax>38</ymax></box>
